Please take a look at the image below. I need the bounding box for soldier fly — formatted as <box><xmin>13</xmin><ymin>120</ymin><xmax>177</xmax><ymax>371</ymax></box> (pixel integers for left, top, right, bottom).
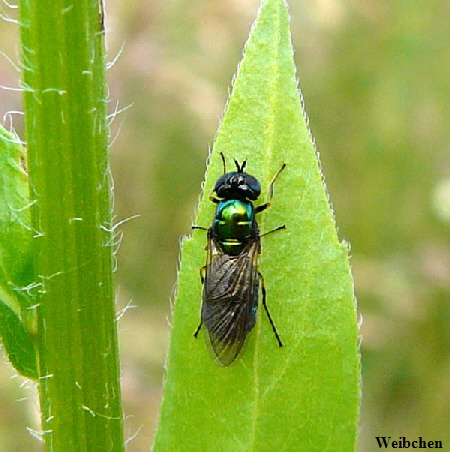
<box><xmin>193</xmin><ymin>153</ymin><xmax>286</xmax><ymax>366</ymax></box>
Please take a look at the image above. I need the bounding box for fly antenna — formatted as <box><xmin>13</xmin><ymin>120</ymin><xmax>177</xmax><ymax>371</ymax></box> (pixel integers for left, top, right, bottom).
<box><xmin>234</xmin><ymin>159</ymin><xmax>246</xmax><ymax>172</ymax></box>
<box><xmin>220</xmin><ymin>152</ymin><xmax>227</xmax><ymax>173</ymax></box>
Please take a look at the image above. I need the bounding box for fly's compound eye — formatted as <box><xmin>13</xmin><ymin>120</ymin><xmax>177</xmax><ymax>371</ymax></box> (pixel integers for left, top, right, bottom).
<box><xmin>241</xmin><ymin>174</ymin><xmax>261</xmax><ymax>200</ymax></box>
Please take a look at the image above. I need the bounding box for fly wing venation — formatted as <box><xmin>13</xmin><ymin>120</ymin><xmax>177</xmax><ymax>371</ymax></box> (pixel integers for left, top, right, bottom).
<box><xmin>202</xmin><ymin>238</ymin><xmax>260</xmax><ymax>366</ymax></box>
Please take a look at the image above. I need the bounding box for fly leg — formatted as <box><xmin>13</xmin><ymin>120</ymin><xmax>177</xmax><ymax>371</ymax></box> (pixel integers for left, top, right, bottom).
<box><xmin>260</xmin><ymin>225</ymin><xmax>286</xmax><ymax>238</ymax></box>
<box><xmin>199</xmin><ymin>265</ymin><xmax>206</xmax><ymax>284</ymax></box>
<box><xmin>259</xmin><ymin>272</ymin><xmax>283</xmax><ymax>347</ymax></box>
<box><xmin>194</xmin><ymin>265</ymin><xmax>206</xmax><ymax>338</ymax></box>
<box><xmin>255</xmin><ymin>163</ymin><xmax>286</xmax><ymax>213</ymax></box>
<box><xmin>194</xmin><ymin>321</ymin><xmax>203</xmax><ymax>338</ymax></box>
<box><xmin>192</xmin><ymin>225</ymin><xmax>208</xmax><ymax>231</ymax></box>
<box><xmin>192</xmin><ymin>222</ymin><xmax>209</xmax><ymax>339</ymax></box>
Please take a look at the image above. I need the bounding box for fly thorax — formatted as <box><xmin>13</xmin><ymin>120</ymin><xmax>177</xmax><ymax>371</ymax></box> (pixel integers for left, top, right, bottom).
<box><xmin>213</xmin><ymin>199</ymin><xmax>255</xmax><ymax>255</ymax></box>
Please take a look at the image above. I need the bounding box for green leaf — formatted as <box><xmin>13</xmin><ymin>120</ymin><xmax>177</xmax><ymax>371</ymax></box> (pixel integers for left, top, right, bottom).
<box><xmin>0</xmin><ymin>301</ymin><xmax>37</xmax><ymax>379</ymax></box>
<box><xmin>0</xmin><ymin>126</ymin><xmax>33</xmax><ymax>299</ymax></box>
<box><xmin>0</xmin><ymin>125</ymin><xmax>37</xmax><ymax>378</ymax></box>
<box><xmin>154</xmin><ymin>0</ymin><xmax>360</xmax><ymax>450</ymax></box>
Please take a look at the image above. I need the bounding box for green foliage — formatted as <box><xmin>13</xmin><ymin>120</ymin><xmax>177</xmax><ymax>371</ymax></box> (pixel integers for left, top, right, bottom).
<box><xmin>154</xmin><ymin>0</ymin><xmax>359</xmax><ymax>450</ymax></box>
<box><xmin>0</xmin><ymin>300</ymin><xmax>36</xmax><ymax>378</ymax></box>
<box><xmin>0</xmin><ymin>126</ymin><xmax>37</xmax><ymax>378</ymax></box>
<box><xmin>0</xmin><ymin>127</ymin><xmax>31</xmax><ymax>292</ymax></box>
<box><xmin>2</xmin><ymin>0</ymin><xmax>449</xmax><ymax>449</ymax></box>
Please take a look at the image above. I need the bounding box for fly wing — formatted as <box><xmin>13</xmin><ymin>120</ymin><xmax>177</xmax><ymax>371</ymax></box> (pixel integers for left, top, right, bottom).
<box><xmin>202</xmin><ymin>236</ymin><xmax>260</xmax><ymax>366</ymax></box>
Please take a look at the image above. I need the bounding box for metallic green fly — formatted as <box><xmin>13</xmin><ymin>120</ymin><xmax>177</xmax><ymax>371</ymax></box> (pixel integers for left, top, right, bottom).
<box><xmin>193</xmin><ymin>153</ymin><xmax>286</xmax><ymax>366</ymax></box>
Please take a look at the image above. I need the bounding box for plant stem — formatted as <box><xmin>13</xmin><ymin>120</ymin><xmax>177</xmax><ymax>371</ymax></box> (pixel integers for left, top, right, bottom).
<box><xmin>19</xmin><ymin>0</ymin><xmax>124</xmax><ymax>450</ymax></box>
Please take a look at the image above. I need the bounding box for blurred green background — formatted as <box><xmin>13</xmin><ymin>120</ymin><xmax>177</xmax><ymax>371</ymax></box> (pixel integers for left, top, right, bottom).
<box><xmin>1</xmin><ymin>0</ymin><xmax>449</xmax><ymax>450</ymax></box>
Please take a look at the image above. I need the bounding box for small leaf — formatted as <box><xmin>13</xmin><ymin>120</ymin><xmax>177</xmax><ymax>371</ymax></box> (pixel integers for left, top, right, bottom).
<box><xmin>154</xmin><ymin>0</ymin><xmax>359</xmax><ymax>450</ymax></box>
<box><xmin>0</xmin><ymin>125</ymin><xmax>37</xmax><ymax>378</ymax></box>
<box><xmin>0</xmin><ymin>126</ymin><xmax>33</xmax><ymax>289</ymax></box>
<box><xmin>0</xmin><ymin>300</ymin><xmax>37</xmax><ymax>379</ymax></box>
